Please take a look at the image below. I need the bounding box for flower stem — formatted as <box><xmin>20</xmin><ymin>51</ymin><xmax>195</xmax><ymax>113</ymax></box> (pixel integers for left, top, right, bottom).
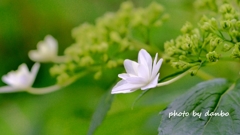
<box><xmin>0</xmin><ymin>86</ymin><xmax>24</xmax><ymax>93</ymax></box>
<box><xmin>26</xmin><ymin>71</ymin><xmax>88</xmax><ymax>95</ymax></box>
<box><xmin>27</xmin><ymin>85</ymin><xmax>61</xmax><ymax>94</ymax></box>
<box><xmin>157</xmin><ymin>70</ymin><xmax>189</xmax><ymax>87</ymax></box>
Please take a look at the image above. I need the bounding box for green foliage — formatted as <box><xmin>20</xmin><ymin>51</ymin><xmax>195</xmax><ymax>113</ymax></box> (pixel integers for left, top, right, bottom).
<box><xmin>87</xmin><ymin>90</ymin><xmax>114</xmax><ymax>135</ymax></box>
<box><xmin>159</xmin><ymin>78</ymin><xmax>240</xmax><ymax>135</ymax></box>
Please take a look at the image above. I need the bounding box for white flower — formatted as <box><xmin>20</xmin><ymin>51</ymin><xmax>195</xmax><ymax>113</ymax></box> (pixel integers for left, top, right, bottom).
<box><xmin>29</xmin><ymin>35</ymin><xmax>58</xmax><ymax>62</ymax></box>
<box><xmin>0</xmin><ymin>63</ymin><xmax>40</xmax><ymax>92</ymax></box>
<box><xmin>111</xmin><ymin>49</ymin><xmax>163</xmax><ymax>94</ymax></box>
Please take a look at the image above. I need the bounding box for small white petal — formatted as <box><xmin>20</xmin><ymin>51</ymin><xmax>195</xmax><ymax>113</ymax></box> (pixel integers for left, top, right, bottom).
<box><xmin>138</xmin><ymin>63</ymin><xmax>150</xmax><ymax>79</ymax></box>
<box><xmin>138</xmin><ymin>49</ymin><xmax>152</xmax><ymax>74</ymax></box>
<box><xmin>125</xmin><ymin>77</ymin><xmax>146</xmax><ymax>84</ymax></box>
<box><xmin>29</xmin><ymin>63</ymin><xmax>40</xmax><ymax>86</ymax></box>
<box><xmin>45</xmin><ymin>35</ymin><xmax>58</xmax><ymax>54</ymax></box>
<box><xmin>111</xmin><ymin>80</ymin><xmax>143</xmax><ymax>94</ymax></box>
<box><xmin>141</xmin><ymin>73</ymin><xmax>159</xmax><ymax>90</ymax></box>
<box><xmin>28</xmin><ymin>35</ymin><xmax>58</xmax><ymax>62</ymax></box>
<box><xmin>151</xmin><ymin>57</ymin><xmax>163</xmax><ymax>79</ymax></box>
<box><xmin>118</xmin><ymin>73</ymin><xmax>130</xmax><ymax>80</ymax></box>
<box><xmin>1</xmin><ymin>63</ymin><xmax>40</xmax><ymax>90</ymax></box>
<box><xmin>28</xmin><ymin>50</ymin><xmax>43</xmax><ymax>62</ymax></box>
<box><xmin>124</xmin><ymin>59</ymin><xmax>139</xmax><ymax>75</ymax></box>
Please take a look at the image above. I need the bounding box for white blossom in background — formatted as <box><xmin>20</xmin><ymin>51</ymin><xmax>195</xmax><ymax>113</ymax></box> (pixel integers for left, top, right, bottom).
<box><xmin>0</xmin><ymin>63</ymin><xmax>40</xmax><ymax>93</ymax></box>
<box><xmin>111</xmin><ymin>49</ymin><xmax>163</xmax><ymax>94</ymax></box>
<box><xmin>28</xmin><ymin>35</ymin><xmax>58</xmax><ymax>62</ymax></box>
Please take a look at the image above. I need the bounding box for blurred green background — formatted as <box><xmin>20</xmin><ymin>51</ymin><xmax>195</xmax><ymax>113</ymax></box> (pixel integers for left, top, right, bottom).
<box><xmin>1</xmin><ymin>0</ymin><xmax>235</xmax><ymax>135</ymax></box>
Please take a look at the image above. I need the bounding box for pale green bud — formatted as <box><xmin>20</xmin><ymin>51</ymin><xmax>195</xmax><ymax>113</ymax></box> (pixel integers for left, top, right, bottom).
<box><xmin>201</xmin><ymin>22</ymin><xmax>213</xmax><ymax>32</ymax></box>
<box><xmin>210</xmin><ymin>37</ymin><xmax>221</xmax><ymax>51</ymax></box>
<box><xmin>50</xmin><ymin>64</ymin><xmax>66</xmax><ymax>76</ymax></box>
<box><xmin>116</xmin><ymin>59</ymin><xmax>124</xmax><ymax>65</ymax></box>
<box><xmin>120</xmin><ymin>1</ymin><xmax>134</xmax><ymax>12</ymax></box>
<box><xmin>102</xmin><ymin>53</ymin><xmax>108</xmax><ymax>62</ymax></box>
<box><xmin>222</xmin><ymin>43</ymin><xmax>233</xmax><ymax>52</ymax></box>
<box><xmin>219</xmin><ymin>4</ymin><xmax>234</xmax><ymax>14</ymax></box>
<box><xmin>181</xmin><ymin>22</ymin><xmax>193</xmax><ymax>34</ymax></box>
<box><xmin>110</xmin><ymin>31</ymin><xmax>121</xmax><ymax>43</ymax></box>
<box><xmin>224</xmin><ymin>13</ymin><xmax>237</xmax><ymax>20</ymax></box>
<box><xmin>94</xmin><ymin>71</ymin><xmax>102</xmax><ymax>80</ymax></box>
<box><xmin>236</xmin><ymin>21</ymin><xmax>240</xmax><ymax>29</ymax></box>
<box><xmin>221</xmin><ymin>21</ymin><xmax>231</xmax><ymax>30</ymax></box>
<box><xmin>206</xmin><ymin>51</ymin><xmax>219</xmax><ymax>62</ymax></box>
<box><xmin>179</xmin><ymin>55</ymin><xmax>187</xmax><ymax>60</ymax></box>
<box><xmin>57</xmin><ymin>73</ymin><xmax>70</xmax><ymax>85</ymax></box>
<box><xmin>67</xmin><ymin>63</ymin><xmax>76</xmax><ymax>72</ymax></box>
<box><xmin>231</xmin><ymin>43</ymin><xmax>240</xmax><ymax>58</ymax></box>
<box><xmin>107</xmin><ymin>60</ymin><xmax>118</xmax><ymax>68</ymax></box>
<box><xmin>79</xmin><ymin>56</ymin><xmax>94</xmax><ymax>67</ymax></box>
<box><xmin>171</xmin><ymin>61</ymin><xmax>190</xmax><ymax>69</ymax></box>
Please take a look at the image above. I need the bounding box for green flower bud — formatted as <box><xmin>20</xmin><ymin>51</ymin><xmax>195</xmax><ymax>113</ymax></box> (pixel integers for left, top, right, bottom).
<box><xmin>110</xmin><ymin>31</ymin><xmax>121</xmax><ymax>43</ymax></box>
<box><xmin>94</xmin><ymin>71</ymin><xmax>102</xmax><ymax>80</ymax></box>
<box><xmin>209</xmin><ymin>18</ymin><xmax>218</xmax><ymax>29</ymax></box>
<box><xmin>57</xmin><ymin>73</ymin><xmax>70</xmax><ymax>85</ymax></box>
<box><xmin>236</xmin><ymin>21</ymin><xmax>240</xmax><ymax>29</ymax></box>
<box><xmin>219</xmin><ymin>4</ymin><xmax>234</xmax><ymax>14</ymax></box>
<box><xmin>222</xmin><ymin>43</ymin><xmax>233</xmax><ymax>52</ymax></box>
<box><xmin>50</xmin><ymin>64</ymin><xmax>66</xmax><ymax>76</ymax></box>
<box><xmin>102</xmin><ymin>53</ymin><xmax>108</xmax><ymax>62</ymax></box>
<box><xmin>231</xmin><ymin>43</ymin><xmax>240</xmax><ymax>58</ymax></box>
<box><xmin>120</xmin><ymin>1</ymin><xmax>134</xmax><ymax>12</ymax></box>
<box><xmin>206</xmin><ymin>51</ymin><xmax>219</xmax><ymax>62</ymax></box>
<box><xmin>221</xmin><ymin>20</ymin><xmax>231</xmax><ymax>29</ymax></box>
<box><xmin>181</xmin><ymin>22</ymin><xmax>193</xmax><ymax>34</ymax></box>
<box><xmin>107</xmin><ymin>60</ymin><xmax>118</xmax><ymax>68</ymax></box>
<box><xmin>79</xmin><ymin>56</ymin><xmax>94</xmax><ymax>67</ymax></box>
<box><xmin>201</xmin><ymin>22</ymin><xmax>213</xmax><ymax>32</ymax></box>
<box><xmin>171</xmin><ymin>61</ymin><xmax>190</xmax><ymax>69</ymax></box>
<box><xmin>210</xmin><ymin>37</ymin><xmax>221</xmax><ymax>51</ymax></box>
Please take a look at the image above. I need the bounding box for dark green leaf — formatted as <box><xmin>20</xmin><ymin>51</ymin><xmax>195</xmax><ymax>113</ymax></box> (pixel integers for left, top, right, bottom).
<box><xmin>159</xmin><ymin>78</ymin><xmax>240</xmax><ymax>135</ymax></box>
<box><xmin>87</xmin><ymin>90</ymin><xmax>114</xmax><ymax>135</ymax></box>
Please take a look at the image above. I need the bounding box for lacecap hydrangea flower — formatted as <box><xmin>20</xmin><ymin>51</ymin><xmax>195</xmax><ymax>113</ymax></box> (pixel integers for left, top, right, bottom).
<box><xmin>0</xmin><ymin>63</ymin><xmax>40</xmax><ymax>93</ymax></box>
<box><xmin>111</xmin><ymin>49</ymin><xmax>163</xmax><ymax>94</ymax></box>
<box><xmin>28</xmin><ymin>35</ymin><xmax>58</xmax><ymax>62</ymax></box>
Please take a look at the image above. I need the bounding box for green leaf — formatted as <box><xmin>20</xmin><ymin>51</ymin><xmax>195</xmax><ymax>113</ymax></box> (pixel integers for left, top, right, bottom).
<box><xmin>159</xmin><ymin>78</ymin><xmax>240</xmax><ymax>135</ymax></box>
<box><xmin>87</xmin><ymin>90</ymin><xmax>114</xmax><ymax>135</ymax></box>
<box><xmin>95</xmin><ymin>106</ymin><xmax>164</xmax><ymax>135</ymax></box>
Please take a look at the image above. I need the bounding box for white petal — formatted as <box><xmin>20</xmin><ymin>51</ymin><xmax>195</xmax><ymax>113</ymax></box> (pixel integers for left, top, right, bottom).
<box><xmin>118</xmin><ymin>73</ymin><xmax>130</xmax><ymax>80</ymax></box>
<box><xmin>138</xmin><ymin>63</ymin><xmax>150</xmax><ymax>79</ymax></box>
<box><xmin>28</xmin><ymin>50</ymin><xmax>43</xmax><ymax>62</ymax></box>
<box><xmin>151</xmin><ymin>57</ymin><xmax>163</xmax><ymax>79</ymax></box>
<box><xmin>29</xmin><ymin>63</ymin><xmax>40</xmax><ymax>86</ymax></box>
<box><xmin>138</xmin><ymin>49</ymin><xmax>152</xmax><ymax>74</ymax></box>
<box><xmin>111</xmin><ymin>80</ymin><xmax>143</xmax><ymax>94</ymax></box>
<box><xmin>124</xmin><ymin>59</ymin><xmax>139</xmax><ymax>75</ymax></box>
<box><xmin>125</xmin><ymin>76</ymin><xmax>146</xmax><ymax>84</ymax></box>
<box><xmin>1</xmin><ymin>63</ymin><xmax>39</xmax><ymax>89</ymax></box>
<box><xmin>45</xmin><ymin>35</ymin><xmax>58</xmax><ymax>54</ymax></box>
<box><xmin>2</xmin><ymin>63</ymin><xmax>29</xmax><ymax>87</ymax></box>
<box><xmin>28</xmin><ymin>35</ymin><xmax>58</xmax><ymax>62</ymax></box>
<box><xmin>141</xmin><ymin>73</ymin><xmax>159</xmax><ymax>90</ymax></box>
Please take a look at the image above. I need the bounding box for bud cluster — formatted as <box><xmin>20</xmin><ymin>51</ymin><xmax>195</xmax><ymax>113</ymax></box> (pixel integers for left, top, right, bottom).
<box><xmin>164</xmin><ymin>0</ymin><xmax>240</xmax><ymax>70</ymax></box>
<box><xmin>50</xmin><ymin>1</ymin><xmax>168</xmax><ymax>84</ymax></box>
